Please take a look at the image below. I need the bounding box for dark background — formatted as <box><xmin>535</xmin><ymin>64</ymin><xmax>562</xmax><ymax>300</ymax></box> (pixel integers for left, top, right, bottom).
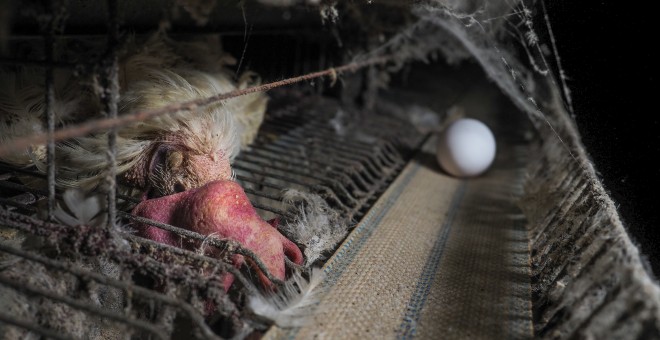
<box><xmin>544</xmin><ymin>2</ymin><xmax>659</xmax><ymax>275</ymax></box>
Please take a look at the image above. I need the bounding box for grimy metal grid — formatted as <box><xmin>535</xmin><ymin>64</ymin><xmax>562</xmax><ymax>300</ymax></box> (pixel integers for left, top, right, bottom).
<box><xmin>0</xmin><ymin>2</ymin><xmax>424</xmax><ymax>338</ymax></box>
<box><xmin>0</xmin><ymin>99</ymin><xmax>421</xmax><ymax>338</ymax></box>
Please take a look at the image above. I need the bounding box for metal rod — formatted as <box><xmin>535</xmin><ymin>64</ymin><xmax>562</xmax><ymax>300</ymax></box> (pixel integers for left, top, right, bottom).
<box><xmin>0</xmin><ymin>241</ymin><xmax>223</xmax><ymax>340</ymax></box>
<box><xmin>0</xmin><ymin>55</ymin><xmax>393</xmax><ymax>157</ymax></box>
<box><xmin>0</xmin><ymin>311</ymin><xmax>71</xmax><ymax>340</ymax></box>
<box><xmin>104</xmin><ymin>0</ymin><xmax>120</xmax><ymax>228</ymax></box>
<box><xmin>238</xmin><ymin>151</ymin><xmax>367</xmax><ymax>197</ymax></box>
<box><xmin>235</xmin><ymin>174</ymin><xmax>289</xmax><ymax>191</ymax></box>
<box><xmin>250</xmin><ymin>201</ymin><xmax>292</xmax><ymax>219</ymax></box>
<box><xmin>266</xmin><ymin>131</ymin><xmax>402</xmax><ymax>181</ymax></box>
<box><xmin>234</xmin><ymin>157</ymin><xmax>328</xmax><ymax>184</ymax></box>
<box><xmin>249</xmin><ymin>143</ymin><xmax>378</xmax><ymax>187</ymax></box>
<box><xmin>232</xmin><ymin>164</ymin><xmax>317</xmax><ymax>188</ymax></box>
<box><xmin>241</xmin><ymin>187</ymin><xmax>282</xmax><ymax>203</ymax></box>
<box><xmin>272</xmin><ymin>137</ymin><xmax>385</xmax><ymax>179</ymax></box>
<box><xmin>0</xmin><ymin>276</ymin><xmax>169</xmax><ymax>339</ymax></box>
<box><xmin>121</xmin><ymin>232</ymin><xmax>258</xmax><ymax>295</ymax></box>
<box><xmin>120</xmin><ymin>211</ymin><xmax>285</xmax><ymax>286</ymax></box>
<box><xmin>44</xmin><ymin>7</ymin><xmax>56</xmax><ymax>222</ymax></box>
<box><xmin>283</xmin><ymin>130</ymin><xmax>398</xmax><ymax>168</ymax></box>
<box><xmin>0</xmin><ymin>204</ymin><xmax>249</xmax><ymax>294</ymax></box>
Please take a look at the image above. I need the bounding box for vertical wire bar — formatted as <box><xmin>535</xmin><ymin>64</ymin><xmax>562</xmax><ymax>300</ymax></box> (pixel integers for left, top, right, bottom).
<box><xmin>104</xmin><ymin>0</ymin><xmax>119</xmax><ymax>228</ymax></box>
<box><xmin>44</xmin><ymin>4</ymin><xmax>57</xmax><ymax>222</ymax></box>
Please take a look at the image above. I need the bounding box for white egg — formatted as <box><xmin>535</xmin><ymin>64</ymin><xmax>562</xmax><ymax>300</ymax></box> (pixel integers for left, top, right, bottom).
<box><xmin>436</xmin><ymin>118</ymin><xmax>496</xmax><ymax>177</ymax></box>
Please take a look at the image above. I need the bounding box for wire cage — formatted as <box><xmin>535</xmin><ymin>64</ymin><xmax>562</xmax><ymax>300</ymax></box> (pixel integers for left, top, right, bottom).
<box><xmin>0</xmin><ymin>1</ymin><xmax>428</xmax><ymax>338</ymax></box>
<box><xmin>3</xmin><ymin>1</ymin><xmax>660</xmax><ymax>339</ymax></box>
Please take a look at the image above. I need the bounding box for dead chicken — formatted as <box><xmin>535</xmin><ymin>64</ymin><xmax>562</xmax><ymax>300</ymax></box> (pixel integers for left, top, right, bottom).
<box><xmin>1</xmin><ymin>33</ymin><xmax>266</xmax><ymax>199</ymax></box>
<box><xmin>57</xmin><ymin>34</ymin><xmax>269</xmax><ymax>200</ymax></box>
<box><xmin>1</xmin><ymin>34</ymin><xmax>302</xmax><ymax>290</ymax></box>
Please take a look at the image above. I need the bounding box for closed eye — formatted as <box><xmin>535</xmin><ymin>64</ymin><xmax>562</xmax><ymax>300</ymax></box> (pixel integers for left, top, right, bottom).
<box><xmin>149</xmin><ymin>144</ymin><xmax>172</xmax><ymax>176</ymax></box>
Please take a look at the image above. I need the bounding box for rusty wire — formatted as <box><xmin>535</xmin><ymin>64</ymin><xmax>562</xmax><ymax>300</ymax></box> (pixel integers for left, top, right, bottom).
<box><xmin>0</xmin><ymin>202</ymin><xmax>264</xmax><ymax>293</ymax></box>
<box><xmin>237</xmin><ymin>98</ymin><xmax>418</xmax><ymax>221</ymax></box>
<box><xmin>0</xmin><ymin>205</ymin><xmax>246</xmax><ymax>338</ymax></box>
<box><xmin>0</xmin><ymin>92</ymin><xmax>424</xmax><ymax>338</ymax></box>
<box><xmin>102</xmin><ymin>0</ymin><xmax>120</xmax><ymax>229</ymax></box>
<box><xmin>42</xmin><ymin>2</ymin><xmax>60</xmax><ymax>222</ymax></box>
<box><xmin>0</xmin><ymin>311</ymin><xmax>70</xmax><ymax>340</ymax></box>
<box><xmin>120</xmin><ymin>212</ymin><xmax>286</xmax><ymax>287</ymax></box>
<box><xmin>0</xmin><ymin>55</ymin><xmax>392</xmax><ymax>158</ymax></box>
<box><xmin>0</xmin><ymin>275</ymin><xmax>170</xmax><ymax>339</ymax></box>
<box><xmin>0</xmin><ymin>242</ymin><xmax>222</xmax><ymax>339</ymax></box>
<box><xmin>1</xmin><ymin>12</ymin><xmax>422</xmax><ymax>335</ymax></box>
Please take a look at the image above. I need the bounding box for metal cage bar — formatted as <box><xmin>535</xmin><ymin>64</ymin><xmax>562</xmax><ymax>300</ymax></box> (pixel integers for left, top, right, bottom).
<box><xmin>0</xmin><ymin>3</ymin><xmax>424</xmax><ymax>337</ymax></box>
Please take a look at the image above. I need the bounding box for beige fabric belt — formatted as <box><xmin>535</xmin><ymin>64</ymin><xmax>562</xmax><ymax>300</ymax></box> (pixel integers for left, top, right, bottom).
<box><xmin>264</xmin><ymin>138</ymin><xmax>532</xmax><ymax>339</ymax></box>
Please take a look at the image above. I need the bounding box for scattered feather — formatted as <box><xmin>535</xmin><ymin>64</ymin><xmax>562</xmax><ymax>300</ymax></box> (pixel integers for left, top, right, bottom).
<box><xmin>407</xmin><ymin>105</ymin><xmax>441</xmax><ymax>133</ymax></box>
<box><xmin>53</xmin><ymin>189</ymin><xmax>107</xmax><ymax>227</ymax></box>
<box><xmin>280</xmin><ymin>189</ymin><xmax>350</xmax><ymax>265</ymax></box>
<box><xmin>248</xmin><ymin>267</ymin><xmax>325</xmax><ymax>328</ymax></box>
<box><xmin>329</xmin><ymin>109</ymin><xmax>348</xmax><ymax>136</ymax></box>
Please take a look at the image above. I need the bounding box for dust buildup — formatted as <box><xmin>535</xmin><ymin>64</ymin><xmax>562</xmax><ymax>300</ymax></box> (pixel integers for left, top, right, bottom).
<box><xmin>518</xmin><ymin>121</ymin><xmax>660</xmax><ymax>338</ymax></box>
<box><xmin>2</xmin><ymin>0</ymin><xmax>659</xmax><ymax>337</ymax></box>
<box><xmin>0</xmin><ymin>236</ymin><xmax>126</xmax><ymax>339</ymax></box>
<box><xmin>346</xmin><ymin>1</ymin><xmax>660</xmax><ymax>337</ymax></box>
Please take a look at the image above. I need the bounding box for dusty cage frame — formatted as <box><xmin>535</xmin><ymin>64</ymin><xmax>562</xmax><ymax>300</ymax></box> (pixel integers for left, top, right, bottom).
<box><xmin>0</xmin><ymin>0</ymin><xmax>427</xmax><ymax>338</ymax></box>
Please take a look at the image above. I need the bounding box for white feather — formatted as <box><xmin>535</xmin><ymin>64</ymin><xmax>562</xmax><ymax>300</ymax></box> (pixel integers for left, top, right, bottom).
<box><xmin>53</xmin><ymin>188</ymin><xmax>107</xmax><ymax>227</ymax></box>
<box><xmin>248</xmin><ymin>267</ymin><xmax>326</xmax><ymax>328</ymax></box>
<box><xmin>280</xmin><ymin>190</ymin><xmax>350</xmax><ymax>265</ymax></box>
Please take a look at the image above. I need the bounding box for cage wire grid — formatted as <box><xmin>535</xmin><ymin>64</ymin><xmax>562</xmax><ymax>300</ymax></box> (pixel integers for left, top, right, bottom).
<box><xmin>3</xmin><ymin>0</ymin><xmax>660</xmax><ymax>339</ymax></box>
<box><xmin>0</xmin><ymin>1</ymin><xmax>425</xmax><ymax>338</ymax></box>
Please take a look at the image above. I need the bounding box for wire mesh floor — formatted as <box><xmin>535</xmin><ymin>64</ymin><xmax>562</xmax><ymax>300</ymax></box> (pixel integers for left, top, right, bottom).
<box><xmin>0</xmin><ymin>91</ymin><xmax>424</xmax><ymax>339</ymax></box>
